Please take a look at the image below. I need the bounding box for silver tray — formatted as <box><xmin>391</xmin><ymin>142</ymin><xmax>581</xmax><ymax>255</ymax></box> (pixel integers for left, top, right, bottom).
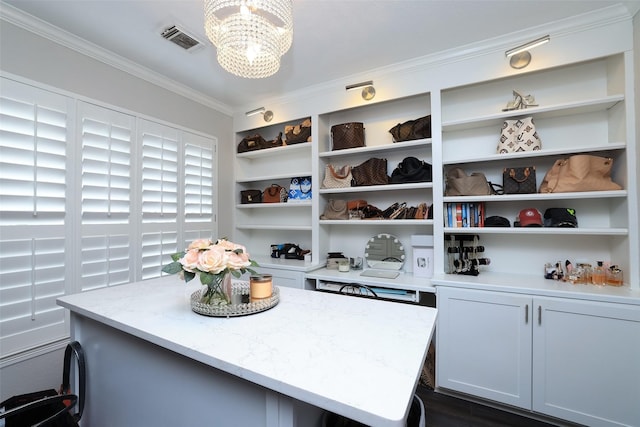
<box><xmin>190</xmin><ymin>281</ymin><xmax>279</xmax><ymax>317</ymax></box>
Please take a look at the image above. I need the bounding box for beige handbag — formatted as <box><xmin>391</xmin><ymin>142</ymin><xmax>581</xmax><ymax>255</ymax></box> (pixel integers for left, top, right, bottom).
<box><xmin>498</xmin><ymin>116</ymin><xmax>542</xmax><ymax>154</ymax></box>
<box><xmin>539</xmin><ymin>155</ymin><xmax>622</xmax><ymax>193</ymax></box>
<box><xmin>320</xmin><ymin>199</ymin><xmax>348</xmax><ymax>220</ymax></box>
<box><xmin>445</xmin><ymin>167</ymin><xmax>493</xmax><ymax>196</ymax></box>
<box><xmin>322</xmin><ymin>164</ymin><xmax>353</xmax><ymax>188</ymax></box>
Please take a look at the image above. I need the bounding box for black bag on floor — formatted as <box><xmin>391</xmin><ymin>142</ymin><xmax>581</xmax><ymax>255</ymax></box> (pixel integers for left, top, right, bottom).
<box><xmin>0</xmin><ymin>341</ymin><xmax>86</xmax><ymax>427</ymax></box>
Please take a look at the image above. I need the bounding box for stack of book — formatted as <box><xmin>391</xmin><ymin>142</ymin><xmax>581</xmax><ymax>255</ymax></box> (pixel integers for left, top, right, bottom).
<box><xmin>444</xmin><ymin>202</ymin><xmax>485</xmax><ymax>228</ymax></box>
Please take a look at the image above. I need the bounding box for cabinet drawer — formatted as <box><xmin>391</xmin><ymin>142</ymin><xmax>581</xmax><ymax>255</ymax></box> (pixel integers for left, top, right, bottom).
<box><xmin>254</xmin><ymin>266</ymin><xmax>305</xmax><ymax>289</ymax></box>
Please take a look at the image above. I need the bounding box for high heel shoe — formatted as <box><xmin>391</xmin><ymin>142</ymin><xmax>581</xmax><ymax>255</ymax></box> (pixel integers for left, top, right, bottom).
<box><xmin>502</xmin><ymin>94</ymin><xmax>522</xmax><ymax>111</ymax></box>
<box><xmin>502</xmin><ymin>90</ymin><xmax>538</xmax><ymax>111</ymax></box>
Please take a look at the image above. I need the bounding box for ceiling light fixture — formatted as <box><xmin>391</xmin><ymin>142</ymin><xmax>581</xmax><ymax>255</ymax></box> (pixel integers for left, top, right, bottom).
<box><xmin>245</xmin><ymin>107</ymin><xmax>273</xmax><ymax>122</ymax></box>
<box><xmin>204</xmin><ymin>0</ymin><xmax>293</xmax><ymax>79</ymax></box>
<box><xmin>505</xmin><ymin>35</ymin><xmax>550</xmax><ymax>69</ymax></box>
<box><xmin>346</xmin><ymin>80</ymin><xmax>376</xmax><ymax>101</ymax></box>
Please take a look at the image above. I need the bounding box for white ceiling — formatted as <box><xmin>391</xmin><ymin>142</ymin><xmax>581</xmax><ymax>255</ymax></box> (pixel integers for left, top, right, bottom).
<box><xmin>2</xmin><ymin>0</ymin><xmax>638</xmax><ymax>112</ymax></box>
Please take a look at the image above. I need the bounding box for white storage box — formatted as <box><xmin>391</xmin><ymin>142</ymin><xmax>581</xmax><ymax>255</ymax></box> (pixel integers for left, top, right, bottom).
<box><xmin>411</xmin><ymin>235</ymin><xmax>434</xmax><ymax>278</ymax></box>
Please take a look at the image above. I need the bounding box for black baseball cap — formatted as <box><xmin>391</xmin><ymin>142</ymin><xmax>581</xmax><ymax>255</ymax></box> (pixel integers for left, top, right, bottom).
<box><xmin>544</xmin><ymin>208</ymin><xmax>578</xmax><ymax>228</ymax></box>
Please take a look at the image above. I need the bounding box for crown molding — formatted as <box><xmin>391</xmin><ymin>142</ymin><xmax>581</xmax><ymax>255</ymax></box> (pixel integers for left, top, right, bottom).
<box><xmin>0</xmin><ymin>2</ymin><xmax>233</xmax><ymax>116</ymax></box>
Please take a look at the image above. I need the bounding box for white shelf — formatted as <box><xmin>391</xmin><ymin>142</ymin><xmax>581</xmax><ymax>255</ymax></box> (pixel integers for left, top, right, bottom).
<box><xmin>236</xmin><ymin>172</ymin><xmax>312</xmax><ymax>183</ymax></box>
<box><xmin>443</xmin><ymin>190</ymin><xmax>627</xmax><ymax>203</ymax></box>
<box><xmin>443</xmin><ymin>227</ymin><xmax>628</xmax><ymax>236</ymax></box>
<box><xmin>442</xmin><ymin>95</ymin><xmax>624</xmax><ymax>132</ymax></box>
<box><xmin>319</xmin><ymin>139</ymin><xmax>431</xmax><ymax>158</ymax></box>
<box><xmin>236</xmin><ymin>224</ymin><xmax>312</xmax><ymax>231</ymax></box>
<box><xmin>236</xmin><ymin>142</ymin><xmax>312</xmax><ymax>159</ymax></box>
<box><xmin>319</xmin><ymin>182</ymin><xmax>432</xmax><ymax>194</ymax></box>
<box><xmin>236</xmin><ymin>202</ymin><xmax>312</xmax><ymax>209</ymax></box>
<box><xmin>442</xmin><ymin>143</ymin><xmax>626</xmax><ymax>165</ymax></box>
<box><xmin>320</xmin><ymin>219</ymin><xmax>434</xmax><ymax>226</ymax></box>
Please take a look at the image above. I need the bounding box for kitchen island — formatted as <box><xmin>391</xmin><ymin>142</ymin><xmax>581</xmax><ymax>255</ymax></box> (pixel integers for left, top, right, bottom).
<box><xmin>57</xmin><ymin>276</ymin><xmax>436</xmax><ymax>426</ymax></box>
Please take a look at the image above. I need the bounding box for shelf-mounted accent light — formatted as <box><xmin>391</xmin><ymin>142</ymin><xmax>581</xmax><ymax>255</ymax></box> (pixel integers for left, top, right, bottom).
<box><xmin>245</xmin><ymin>107</ymin><xmax>274</xmax><ymax>122</ymax></box>
<box><xmin>346</xmin><ymin>80</ymin><xmax>375</xmax><ymax>101</ymax></box>
<box><xmin>505</xmin><ymin>35</ymin><xmax>550</xmax><ymax>69</ymax></box>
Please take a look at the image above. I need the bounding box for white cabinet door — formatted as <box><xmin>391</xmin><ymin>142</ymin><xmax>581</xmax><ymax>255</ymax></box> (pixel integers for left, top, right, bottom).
<box><xmin>533</xmin><ymin>298</ymin><xmax>640</xmax><ymax>426</ymax></box>
<box><xmin>436</xmin><ymin>287</ymin><xmax>532</xmax><ymax>409</ymax></box>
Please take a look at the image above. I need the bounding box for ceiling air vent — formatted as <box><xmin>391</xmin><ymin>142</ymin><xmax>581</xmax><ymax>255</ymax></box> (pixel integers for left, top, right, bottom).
<box><xmin>161</xmin><ymin>25</ymin><xmax>203</xmax><ymax>51</ymax></box>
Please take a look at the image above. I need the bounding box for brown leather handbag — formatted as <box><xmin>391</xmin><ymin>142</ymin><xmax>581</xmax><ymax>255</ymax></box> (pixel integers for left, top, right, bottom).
<box><xmin>351</xmin><ymin>158</ymin><xmax>389</xmax><ymax>186</ymax></box>
<box><xmin>539</xmin><ymin>155</ymin><xmax>622</xmax><ymax>193</ymax></box>
<box><xmin>263</xmin><ymin>184</ymin><xmax>285</xmax><ymax>203</ymax></box>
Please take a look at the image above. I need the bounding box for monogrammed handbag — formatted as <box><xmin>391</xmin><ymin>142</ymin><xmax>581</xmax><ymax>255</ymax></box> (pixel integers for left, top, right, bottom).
<box><xmin>498</xmin><ymin>116</ymin><xmax>542</xmax><ymax>154</ymax></box>
<box><xmin>331</xmin><ymin>122</ymin><xmax>365</xmax><ymax>150</ymax></box>
<box><xmin>351</xmin><ymin>158</ymin><xmax>389</xmax><ymax>186</ymax></box>
<box><xmin>322</xmin><ymin>165</ymin><xmax>353</xmax><ymax>188</ymax></box>
<box><xmin>241</xmin><ymin>189</ymin><xmax>262</xmax><ymax>204</ymax></box>
<box><xmin>284</xmin><ymin>118</ymin><xmax>311</xmax><ymax>145</ymax></box>
<box><xmin>388</xmin><ymin>115</ymin><xmax>432</xmax><ymax>142</ymax></box>
<box><xmin>503</xmin><ymin>166</ymin><xmax>537</xmax><ymax>194</ymax></box>
<box><xmin>287</xmin><ymin>177</ymin><xmax>312</xmax><ymax>202</ymax></box>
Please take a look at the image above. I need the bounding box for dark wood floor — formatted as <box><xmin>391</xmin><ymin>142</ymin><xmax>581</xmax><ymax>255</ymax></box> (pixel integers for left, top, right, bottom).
<box><xmin>415</xmin><ymin>385</ymin><xmax>562</xmax><ymax>427</ymax></box>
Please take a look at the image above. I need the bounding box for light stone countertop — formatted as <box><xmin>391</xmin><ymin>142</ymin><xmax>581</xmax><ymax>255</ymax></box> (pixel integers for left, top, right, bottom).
<box><xmin>431</xmin><ymin>272</ymin><xmax>640</xmax><ymax>305</ymax></box>
<box><xmin>57</xmin><ymin>276</ymin><xmax>437</xmax><ymax>427</ymax></box>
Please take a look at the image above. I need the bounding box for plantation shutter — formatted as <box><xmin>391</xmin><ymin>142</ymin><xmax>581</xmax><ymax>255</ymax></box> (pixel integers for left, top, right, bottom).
<box><xmin>0</xmin><ymin>78</ymin><xmax>71</xmax><ymax>357</ymax></box>
<box><xmin>183</xmin><ymin>132</ymin><xmax>216</xmax><ymax>247</ymax></box>
<box><xmin>78</xmin><ymin>102</ymin><xmax>134</xmax><ymax>291</ymax></box>
<box><xmin>140</xmin><ymin>120</ymin><xmax>180</xmax><ymax>279</ymax></box>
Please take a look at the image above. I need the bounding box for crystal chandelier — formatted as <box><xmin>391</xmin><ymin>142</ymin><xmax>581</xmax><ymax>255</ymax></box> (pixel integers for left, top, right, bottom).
<box><xmin>204</xmin><ymin>0</ymin><xmax>293</xmax><ymax>79</ymax></box>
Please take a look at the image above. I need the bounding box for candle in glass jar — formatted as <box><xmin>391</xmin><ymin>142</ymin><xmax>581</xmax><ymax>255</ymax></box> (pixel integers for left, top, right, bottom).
<box><xmin>250</xmin><ymin>275</ymin><xmax>273</xmax><ymax>301</ymax></box>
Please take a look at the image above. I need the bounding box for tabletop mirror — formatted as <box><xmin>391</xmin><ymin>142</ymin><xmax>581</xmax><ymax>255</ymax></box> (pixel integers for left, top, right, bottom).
<box><xmin>360</xmin><ymin>234</ymin><xmax>405</xmax><ymax>279</ymax></box>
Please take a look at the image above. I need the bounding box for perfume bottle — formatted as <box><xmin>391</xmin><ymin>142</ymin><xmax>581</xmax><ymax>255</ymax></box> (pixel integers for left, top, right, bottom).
<box><xmin>592</xmin><ymin>261</ymin><xmax>605</xmax><ymax>286</ymax></box>
<box><xmin>606</xmin><ymin>265</ymin><xmax>624</xmax><ymax>286</ymax></box>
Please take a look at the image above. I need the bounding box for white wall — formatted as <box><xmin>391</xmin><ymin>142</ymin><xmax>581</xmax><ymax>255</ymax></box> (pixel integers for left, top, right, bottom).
<box><xmin>635</xmin><ymin>12</ymin><xmax>640</xmax><ymax>261</ymax></box>
<box><xmin>0</xmin><ymin>19</ymin><xmax>234</xmax><ymax>401</ymax></box>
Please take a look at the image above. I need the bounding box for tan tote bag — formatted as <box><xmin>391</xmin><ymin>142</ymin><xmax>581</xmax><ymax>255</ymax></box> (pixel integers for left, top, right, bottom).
<box><xmin>539</xmin><ymin>155</ymin><xmax>622</xmax><ymax>193</ymax></box>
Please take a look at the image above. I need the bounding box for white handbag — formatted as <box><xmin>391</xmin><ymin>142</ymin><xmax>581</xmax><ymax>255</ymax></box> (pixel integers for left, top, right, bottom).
<box><xmin>497</xmin><ymin>116</ymin><xmax>541</xmax><ymax>154</ymax></box>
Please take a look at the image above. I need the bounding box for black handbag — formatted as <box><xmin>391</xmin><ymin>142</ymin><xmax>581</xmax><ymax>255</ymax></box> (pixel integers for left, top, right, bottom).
<box><xmin>240</xmin><ymin>189</ymin><xmax>262</xmax><ymax>204</ymax></box>
<box><xmin>503</xmin><ymin>166</ymin><xmax>537</xmax><ymax>194</ymax></box>
<box><xmin>0</xmin><ymin>341</ymin><xmax>85</xmax><ymax>427</ymax></box>
<box><xmin>389</xmin><ymin>157</ymin><xmax>432</xmax><ymax>184</ymax></box>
